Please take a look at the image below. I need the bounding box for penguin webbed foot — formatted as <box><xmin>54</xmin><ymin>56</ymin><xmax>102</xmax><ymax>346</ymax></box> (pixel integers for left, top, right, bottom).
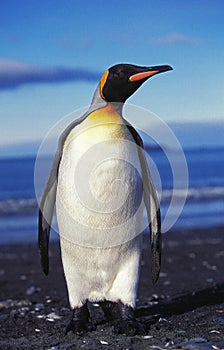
<box><xmin>101</xmin><ymin>301</ymin><xmax>146</xmax><ymax>335</ymax></box>
<box><xmin>65</xmin><ymin>319</ymin><xmax>96</xmax><ymax>336</ymax></box>
<box><xmin>113</xmin><ymin>318</ymin><xmax>146</xmax><ymax>336</ymax></box>
<box><xmin>65</xmin><ymin>302</ymin><xmax>96</xmax><ymax>336</ymax></box>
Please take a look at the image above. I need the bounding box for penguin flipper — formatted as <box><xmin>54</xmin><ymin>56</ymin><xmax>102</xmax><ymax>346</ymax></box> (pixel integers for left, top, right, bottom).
<box><xmin>38</xmin><ymin>150</ymin><xmax>60</xmax><ymax>275</ymax></box>
<box><xmin>139</xmin><ymin>145</ymin><xmax>161</xmax><ymax>284</ymax></box>
<box><xmin>125</xmin><ymin>122</ymin><xmax>161</xmax><ymax>284</ymax></box>
<box><xmin>38</xmin><ymin>113</ymin><xmax>89</xmax><ymax>275</ymax></box>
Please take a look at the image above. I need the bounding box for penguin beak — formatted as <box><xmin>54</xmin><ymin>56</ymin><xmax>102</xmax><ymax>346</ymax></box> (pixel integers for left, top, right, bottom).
<box><xmin>129</xmin><ymin>65</ymin><xmax>173</xmax><ymax>82</ymax></box>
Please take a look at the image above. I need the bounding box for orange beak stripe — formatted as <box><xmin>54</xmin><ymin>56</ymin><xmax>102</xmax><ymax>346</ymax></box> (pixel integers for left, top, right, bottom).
<box><xmin>129</xmin><ymin>70</ymin><xmax>159</xmax><ymax>82</ymax></box>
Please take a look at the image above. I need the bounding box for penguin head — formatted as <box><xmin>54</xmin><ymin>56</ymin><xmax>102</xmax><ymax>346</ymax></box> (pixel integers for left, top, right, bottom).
<box><xmin>99</xmin><ymin>63</ymin><xmax>173</xmax><ymax>103</ymax></box>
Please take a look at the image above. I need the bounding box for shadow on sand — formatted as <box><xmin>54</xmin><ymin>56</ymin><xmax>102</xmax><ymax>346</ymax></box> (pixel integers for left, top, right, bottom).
<box><xmin>136</xmin><ymin>283</ymin><xmax>224</xmax><ymax>322</ymax></box>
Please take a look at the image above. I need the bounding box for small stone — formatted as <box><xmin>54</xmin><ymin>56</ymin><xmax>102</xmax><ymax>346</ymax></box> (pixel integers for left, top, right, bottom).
<box><xmin>34</xmin><ymin>303</ymin><xmax>45</xmax><ymax>311</ymax></box>
<box><xmin>19</xmin><ymin>306</ymin><xmax>30</xmax><ymax>314</ymax></box>
<box><xmin>206</xmin><ymin>278</ymin><xmax>214</xmax><ymax>283</ymax></box>
<box><xmin>17</xmin><ymin>300</ymin><xmax>32</xmax><ymax>307</ymax></box>
<box><xmin>37</xmin><ymin>315</ymin><xmax>45</xmax><ymax>319</ymax></box>
<box><xmin>159</xmin><ymin>272</ymin><xmax>167</xmax><ymax>278</ymax></box>
<box><xmin>20</xmin><ymin>275</ymin><xmax>27</xmax><ymax>280</ymax></box>
<box><xmin>163</xmin><ymin>280</ymin><xmax>171</xmax><ymax>286</ymax></box>
<box><xmin>189</xmin><ymin>337</ymin><xmax>208</xmax><ymax>343</ymax></box>
<box><xmin>46</xmin><ymin>312</ymin><xmax>62</xmax><ymax>320</ymax></box>
<box><xmin>0</xmin><ymin>300</ymin><xmax>11</xmax><ymax>309</ymax></box>
<box><xmin>142</xmin><ymin>335</ymin><xmax>153</xmax><ymax>339</ymax></box>
<box><xmin>35</xmin><ymin>329</ymin><xmax>41</xmax><ymax>332</ymax></box>
<box><xmin>165</xmin><ymin>340</ymin><xmax>174</xmax><ymax>347</ymax></box>
<box><xmin>210</xmin><ymin>330</ymin><xmax>221</xmax><ymax>334</ymax></box>
<box><xmin>216</xmin><ymin>309</ymin><xmax>224</xmax><ymax>313</ymax></box>
<box><xmin>100</xmin><ymin>340</ymin><xmax>109</xmax><ymax>345</ymax></box>
<box><xmin>216</xmin><ymin>251</ymin><xmax>224</xmax><ymax>257</ymax></box>
<box><xmin>26</xmin><ymin>286</ymin><xmax>40</xmax><ymax>296</ymax></box>
<box><xmin>202</xmin><ymin>261</ymin><xmax>217</xmax><ymax>270</ymax></box>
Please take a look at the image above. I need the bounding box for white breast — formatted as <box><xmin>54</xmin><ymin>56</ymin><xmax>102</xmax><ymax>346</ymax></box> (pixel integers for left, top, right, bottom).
<box><xmin>56</xmin><ymin>118</ymin><xmax>144</xmax><ymax>248</ymax></box>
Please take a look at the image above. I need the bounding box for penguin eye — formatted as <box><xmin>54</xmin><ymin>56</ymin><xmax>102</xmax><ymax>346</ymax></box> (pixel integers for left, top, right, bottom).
<box><xmin>118</xmin><ymin>71</ymin><xmax>125</xmax><ymax>79</ymax></box>
<box><xmin>113</xmin><ymin>70</ymin><xmax>125</xmax><ymax>80</ymax></box>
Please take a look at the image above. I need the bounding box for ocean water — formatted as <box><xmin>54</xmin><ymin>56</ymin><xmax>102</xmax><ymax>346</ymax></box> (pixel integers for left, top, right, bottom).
<box><xmin>0</xmin><ymin>146</ymin><xmax>223</xmax><ymax>244</ymax></box>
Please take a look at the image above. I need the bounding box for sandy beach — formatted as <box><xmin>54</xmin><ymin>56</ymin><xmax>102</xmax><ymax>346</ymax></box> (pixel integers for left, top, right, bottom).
<box><xmin>0</xmin><ymin>227</ymin><xmax>224</xmax><ymax>350</ymax></box>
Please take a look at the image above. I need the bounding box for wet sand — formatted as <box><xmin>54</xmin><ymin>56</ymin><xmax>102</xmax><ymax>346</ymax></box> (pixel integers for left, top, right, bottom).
<box><xmin>0</xmin><ymin>227</ymin><xmax>224</xmax><ymax>349</ymax></box>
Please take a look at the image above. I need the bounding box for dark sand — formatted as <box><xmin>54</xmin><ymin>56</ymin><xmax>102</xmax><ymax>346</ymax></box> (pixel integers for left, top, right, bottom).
<box><xmin>0</xmin><ymin>227</ymin><xmax>224</xmax><ymax>350</ymax></box>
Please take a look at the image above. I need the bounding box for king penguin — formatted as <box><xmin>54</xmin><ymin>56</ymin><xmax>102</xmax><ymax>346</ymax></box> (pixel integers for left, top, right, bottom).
<box><xmin>38</xmin><ymin>63</ymin><xmax>173</xmax><ymax>335</ymax></box>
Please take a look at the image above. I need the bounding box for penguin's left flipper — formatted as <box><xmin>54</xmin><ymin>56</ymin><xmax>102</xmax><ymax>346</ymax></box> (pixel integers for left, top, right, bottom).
<box><xmin>126</xmin><ymin>122</ymin><xmax>162</xmax><ymax>284</ymax></box>
<box><xmin>38</xmin><ymin>114</ymin><xmax>88</xmax><ymax>275</ymax></box>
<box><xmin>38</xmin><ymin>150</ymin><xmax>60</xmax><ymax>275</ymax></box>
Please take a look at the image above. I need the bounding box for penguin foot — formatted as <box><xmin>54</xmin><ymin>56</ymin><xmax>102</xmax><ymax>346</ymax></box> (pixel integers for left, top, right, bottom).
<box><xmin>113</xmin><ymin>318</ymin><xmax>146</xmax><ymax>336</ymax></box>
<box><xmin>101</xmin><ymin>301</ymin><xmax>146</xmax><ymax>335</ymax></box>
<box><xmin>100</xmin><ymin>300</ymin><xmax>121</xmax><ymax>321</ymax></box>
<box><xmin>65</xmin><ymin>302</ymin><xmax>96</xmax><ymax>336</ymax></box>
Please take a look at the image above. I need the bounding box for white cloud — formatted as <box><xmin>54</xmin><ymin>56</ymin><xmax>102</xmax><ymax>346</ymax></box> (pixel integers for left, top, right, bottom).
<box><xmin>150</xmin><ymin>33</ymin><xmax>202</xmax><ymax>45</ymax></box>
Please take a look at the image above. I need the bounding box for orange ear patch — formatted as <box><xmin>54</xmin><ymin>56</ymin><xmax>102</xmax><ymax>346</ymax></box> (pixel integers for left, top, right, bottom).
<box><xmin>99</xmin><ymin>70</ymin><xmax>109</xmax><ymax>99</ymax></box>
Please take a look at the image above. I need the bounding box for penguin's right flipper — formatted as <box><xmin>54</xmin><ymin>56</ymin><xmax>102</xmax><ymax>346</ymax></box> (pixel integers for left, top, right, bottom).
<box><xmin>139</xmin><ymin>147</ymin><xmax>162</xmax><ymax>285</ymax></box>
<box><xmin>38</xmin><ymin>150</ymin><xmax>61</xmax><ymax>275</ymax></box>
<box><xmin>125</xmin><ymin>121</ymin><xmax>161</xmax><ymax>285</ymax></box>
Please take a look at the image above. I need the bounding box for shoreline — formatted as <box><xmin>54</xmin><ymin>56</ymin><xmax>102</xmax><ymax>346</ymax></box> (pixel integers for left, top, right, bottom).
<box><xmin>0</xmin><ymin>226</ymin><xmax>224</xmax><ymax>349</ymax></box>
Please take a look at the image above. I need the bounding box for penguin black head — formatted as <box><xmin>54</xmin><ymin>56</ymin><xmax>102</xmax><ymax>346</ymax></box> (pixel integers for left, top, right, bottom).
<box><xmin>99</xmin><ymin>63</ymin><xmax>173</xmax><ymax>103</ymax></box>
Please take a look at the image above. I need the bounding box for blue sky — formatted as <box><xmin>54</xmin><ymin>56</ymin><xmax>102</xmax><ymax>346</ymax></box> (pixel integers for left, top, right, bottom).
<box><xmin>1</xmin><ymin>0</ymin><xmax>224</xmax><ymax>148</ymax></box>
